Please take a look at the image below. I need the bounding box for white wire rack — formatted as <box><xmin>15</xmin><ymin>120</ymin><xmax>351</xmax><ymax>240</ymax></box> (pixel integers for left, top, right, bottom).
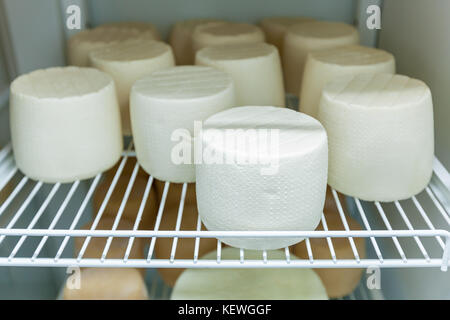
<box><xmin>0</xmin><ymin>142</ymin><xmax>449</xmax><ymax>271</ymax></box>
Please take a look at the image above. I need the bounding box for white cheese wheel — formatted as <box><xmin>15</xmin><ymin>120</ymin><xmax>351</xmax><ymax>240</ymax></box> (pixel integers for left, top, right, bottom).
<box><xmin>63</xmin><ymin>268</ymin><xmax>148</xmax><ymax>300</ymax></box>
<box><xmin>192</xmin><ymin>22</ymin><xmax>265</xmax><ymax>53</ymax></box>
<box><xmin>67</xmin><ymin>27</ymin><xmax>157</xmax><ymax>67</ymax></box>
<box><xmin>130</xmin><ymin>66</ymin><xmax>235</xmax><ymax>183</ymax></box>
<box><xmin>318</xmin><ymin>73</ymin><xmax>434</xmax><ymax>201</ymax></box>
<box><xmin>171</xmin><ymin>247</ymin><xmax>328</xmax><ymax>300</ymax></box>
<box><xmin>196</xmin><ymin>43</ymin><xmax>284</xmax><ymax>107</ymax></box>
<box><xmin>89</xmin><ymin>39</ymin><xmax>175</xmax><ymax>135</ymax></box>
<box><xmin>293</xmin><ymin>213</ymin><xmax>366</xmax><ymax>298</ymax></box>
<box><xmin>283</xmin><ymin>21</ymin><xmax>359</xmax><ymax>95</ymax></box>
<box><xmin>299</xmin><ymin>45</ymin><xmax>395</xmax><ymax>118</ymax></box>
<box><xmin>96</xmin><ymin>21</ymin><xmax>160</xmax><ymax>39</ymax></box>
<box><xmin>10</xmin><ymin>67</ymin><xmax>122</xmax><ymax>183</ymax></box>
<box><xmin>259</xmin><ymin>16</ymin><xmax>315</xmax><ymax>58</ymax></box>
<box><xmin>169</xmin><ymin>19</ymin><xmax>226</xmax><ymax>65</ymax></box>
<box><xmin>196</xmin><ymin>106</ymin><xmax>328</xmax><ymax>250</ymax></box>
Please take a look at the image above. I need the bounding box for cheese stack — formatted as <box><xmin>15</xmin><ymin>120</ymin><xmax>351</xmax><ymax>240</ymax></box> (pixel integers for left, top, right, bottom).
<box><xmin>196</xmin><ymin>106</ymin><xmax>328</xmax><ymax>250</ymax></box>
<box><xmin>299</xmin><ymin>45</ymin><xmax>395</xmax><ymax>118</ymax></box>
<box><xmin>318</xmin><ymin>73</ymin><xmax>434</xmax><ymax>201</ymax></box>
<box><xmin>10</xmin><ymin>67</ymin><xmax>122</xmax><ymax>183</ymax></box>
<box><xmin>293</xmin><ymin>213</ymin><xmax>366</xmax><ymax>298</ymax></box>
<box><xmin>89</xmin><ymin>39</ymin><xmax>175</xmax><ymax>135</ymax></box>
<box><xmin>171</xmin><ymin>248</ymin><xmax>328</xmax><ymax>300</ymax></box>
<box><xmin>96</xmin><ymin>21</ymin><xmax>160</xmax><ymax>39</ymax></box>
<box><xmin>283</xmin><ymin>21</ymin><xmax>359</xmax><ymax>95</ymax></box>
<box><xmin>196</xmin><ymin>43</ymin><xmax>284</xmax><ymax>107</ymax></box>
<box><xmin>192</xmin><ymin>22</ymin><xmax>265</xmax><ymax>53</ymax></box>
<box><xmin>130</xmin><ymin>66</ymin><xmax>235</xmax><ymax>183</ymax></box>
<box><xmin>169</xmin><ymin>19</ymin><xmax>225</xmax><ymax>65</ymax></box>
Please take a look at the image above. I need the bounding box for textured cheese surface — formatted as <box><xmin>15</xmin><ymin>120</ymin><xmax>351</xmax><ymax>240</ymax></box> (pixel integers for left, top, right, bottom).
<box><xmin>196</xmin><ymin>106</ymin><xmax>328</xmax><ymax>250</ymax></box>
<box><xmin>96</xmin><ymin>21</ymin><xmax>160</xmax><ymax>39</ymax></box>
<box><xmin>131</xmin><ymin>66</ymin><xmax>235</xmax><ymax>182</ymax></box>
<box><xmin>170</xmin><ymin>18</ymin><xmax>225</xmax><ymax>65</ymax></box>
<box><xmin>90</xmin><ymin>39</ymin><xmax>175</xmax><ymax>135</ymax></box>
<box><xmin>283</xmin><ymin>21</ymin><xmax>359</xmax><ymax>95</ymax></box>
<box><xmin>196</xmin><ymin>43</ymin><xmax>284</xmax><ymax>106</ymax></box>
<box><xmin>300</xmin><ymin>45</ymin><xmax>395</xmax><ymax>118</ymax></box>
<box><xmin>318</xmin><ymin>73</ymin><xmax>434</xmax><ymax>201</ymax></box>
<box><xmin>192</xmin><ymin>22</ymin><xmax>265</xmax><ymax>52</ymax></box>
<box><xmin>10</xmin><ymin>67</ymin><xmax>122</xmax><ymax>183</ymax></box>
<box><xmin>293</xmin><ymin>213</ymin><xmax>366</xmax><ymax>298</ymax></box>
<box><xmin>171</xmin><ymin>248</ymin><xmax>328</xmax><ymax>300</ymax></box>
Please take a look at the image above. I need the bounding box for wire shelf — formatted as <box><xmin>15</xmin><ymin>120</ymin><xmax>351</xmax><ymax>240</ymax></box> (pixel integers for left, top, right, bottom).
<box><xmin>0</xmin><ymin>142</ymin><xmax>449</xmax><ymax>271</ymax></box>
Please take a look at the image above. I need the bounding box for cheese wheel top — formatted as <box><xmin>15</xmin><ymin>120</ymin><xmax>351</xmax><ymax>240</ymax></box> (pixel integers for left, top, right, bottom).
<box><xmin>96</xmin><ymin>21</ymin><xmax>160</xmax><ymax>38</ymax></box>
<box><xmin>310</xmin><ymin>45</ymin><xmax>394</xmax><ymax>66</ymax></box>
<box><xmin>288</xmin><ymin>21</ymin><xmax>358</xmax><ymax>39</ymax></box>
<box><xmin>260</xmin><ymin>16</ymin><xmax>315</xmax><ymax>31</ymax></box>
<box><xmin>69</xmin><ymin>27</ymin><xmax>155</xmax><ymax>45</ymax></box>
<box><xmin>132</xmin><ymin>66</ymin><xmax>233</xmax><ymax>100</ymax></box>
<box><xmin>323</xmin><ymin>73</ymin><xmax>431</xmax><ymax>108</ymax></box>
<box><xmin>196</xmin><ymin>42</ymin><xmax>276</xmax><ymax>61</ymax></box>
<box><xmin>172</xmin><ymin>18</ymin><xmax>225</xmax><ymax>32</ymax></box>
<box><xmin>10</xmin><ymin>67</ymin><xmax>112</xmax><ymax>99</ymax></box>
<box><xmin>193</xmin><ymin>22</ymin><xmax>265</xmax><ymax>45</ymax></box>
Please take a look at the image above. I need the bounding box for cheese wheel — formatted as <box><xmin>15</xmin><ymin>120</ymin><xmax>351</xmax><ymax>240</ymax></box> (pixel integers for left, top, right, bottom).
<box><xmin>169</xmin><ymin>19</ymin><xmax>226</xmax><ymax>65</ymax></box>
<box><xmin>299</xmin><ymin>45</ymin><xmax>395</xmax><ymax>118</ymax></box>
<box><xmin>67</xmin><ymin>27</ymin><xmax>157</xmax><ymax>67</ymax></box>
<box><xmin>130</xmin><ymin>66</ymin><xmax>235</xmax><ymax>183</ymax></box>
<box><xmin>96</xmin><ymin>21</ymin><xmax>160</xmax><ymax>39</ymax></box>
<box><xmin>196</xmin><ymin>106</ymin><xmax>328</xmax><ymax>250</ymax></box>
<box><xmin>10</xmin><ymin>67</ymin><xmax>122</xmax><ymax>183</ymax></box>
<box><xmin>259</xmin><ymin>16</ymin><xmax>315</xmax><ymax>58</ymax></box>
<box><xmin>318</xmin><ymin>73</ymin><xmax>434</xmax><ymax>201</ymax></box>
<box><xmin>92</xmin><ymin>158</ymin><xmax>159</xmax><ymax>231</ymax></box>
<box><xmin>192</xmin><ymin>22</ymin><xmax>265</xmax><ymax>53</ymax></box>
<box><xmin>89</xmin><ymin>39</ymin><xmax>175</xmax><ymax>135</ymax></box>
<box><xmin>196</xmin><ymin>43</ymin><xmax>284</xmax><ymax>107</ymax></box>
<box><xmin>283</xmin><ymin>21</ymin><xmax>359</xmax><ymax>95</ymax></box>
<box><xmin>63</xmin><ymin>268</ymin><xmax>148</xmax><ymax>300</ymax></box>
<box><xmin>171</xmin><ymin>248</ymin><xmax>328</xmax><ymax>300</ymax></box>
<box><xmin>293</xmin><ymin>214</ymin><xmax>366</xmax><ymax>298</ymax></box>
<box><xmin>153</xmin><ymin>180</ymin><xmax>217</xmax><ymax>287</ymax></box>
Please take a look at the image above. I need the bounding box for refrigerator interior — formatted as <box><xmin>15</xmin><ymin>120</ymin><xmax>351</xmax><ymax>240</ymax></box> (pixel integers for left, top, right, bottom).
<box><xmin>0</xmin><ymin>0</ymin><xmax>449</xmax><ymax>300</ymax></box>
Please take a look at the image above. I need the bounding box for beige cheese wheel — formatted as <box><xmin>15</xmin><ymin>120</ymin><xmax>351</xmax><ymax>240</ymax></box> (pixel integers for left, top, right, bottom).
<box><xmin>192</xmin><ymin>22</ymin><xmax>265</xmax><ymax>53</ymax></box>
<box><xmin>283</xmin><ymin>21</ymin><xmax>359</xmax><ymax>95</ymax></box>
<box><xmin>260</xmin><ymin>16</ymin><xmax>315</xmax><ymax>58</ymax></box>
<box><xmin>293</xmin><ymin>213</ymin><xmax>366</xmax><ymax>298</ymax></box>
<box><xmin>153</xmin><ymin>180</ymin><xmax>217</xmax><ymax>287</ymax></box>
<box><xmin>10</xmin><ymin>67</ymin><xmax>122</xmax><ymax>183</ymax></box>
<box><xmin>171</xmin><ymin>248</ymin><xmax>328</xmax><ymax>300</ymax></box>
<box><xmin>89</xmin><ymin>39</ymin><xmax>175</xmax><ymax>135</ymax></box>
<box><xmin>92</xmin><ymin>158</ymin><xmax>159</xmax><ymax>231</ymax></box>
<box><xmin>96</xmin><ymin>21</ymin><xmax>160</xmax><ymax>39</ymax></box>
<box><xmin>63</xmin><ymin>268</ymin><xmax>148</xmax><ymax>300</ymax></box>
<box><xmin>299</xmin><ymin>45</ymin><xmax>395</xmax><ymax>118</ymax></box>
<box><xmin>196</xmin><ymin>43</ymin><xmax>284</xmax><ymax>107</ymax></box>
<box><xmin>169</xmin><ymin>18</ymin><xmax>226</xmax><ymax>65</ymax></box>
<box><xmin>318</xmin><ymin>73</ymin><xmax>434</xmax><ymax>201</ymax></box>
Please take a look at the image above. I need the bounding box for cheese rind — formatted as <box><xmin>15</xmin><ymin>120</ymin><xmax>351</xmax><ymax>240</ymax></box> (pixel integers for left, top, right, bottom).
<box><xmin>318</xmin><ymin>73</ymin><xmax>434</xmax><ymax>201</ymax></box>
<box><xmin>89</xmin><ymin>39</ymin><xmax>175</xmax><ymax>135</ymax></box>
<box><xmin>130</xmin><ymin>66</ymin><xmax>235</xmax><ymax>183</ymax></box>
<box><xmin>10</xmin><ymin>67</ymin><xmax>122</xmax><ymax>183</ymax></box>
<box><xmin>96</xmin><ymin>21</ymin><xmax>160</xmax><ymax>39</ymax></box>
<box><xmin>283</xmin><ymin>21</ymin><xmax>359</xmax><ymax>95</ymax></box>
<box><xmin>196</xmin><ymin>43</ymin><xmax>284</xmax><ymax>107</ymax></box>
<box><xmin>196</xmin><ymin>106</ymin><xmax>328</xmax><ymax>250</ymax></box>
<box><xmin>299</xmin><ymin>45</ymin><xmax>395</xmax><ymax>118</ymax></box>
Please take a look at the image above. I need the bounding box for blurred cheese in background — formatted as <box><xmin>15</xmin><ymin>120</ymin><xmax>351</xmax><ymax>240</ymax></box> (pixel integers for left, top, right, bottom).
<box><xmin>170</xmin><ymin>19</ymin><xmax>226</xmax><ymax>65</ymax></box>
<box><xmin>89</xmin><ymin>39</ymin><xmax>175</xmax><ymax>136</ymax></box>
<box><xmin>95</xmin><ymin>21</ymin><xmax>161</xmax><ymax>40</ymax></box>
<box><xmin>196</xmin><ymin>43</ymin><xmax>284</xmax><ymax>107</ymax></box>
<box><xmin>318</xmin><ymin>73</ymin><xmax>434</xmax><ymax>202</ymax></box>
<box><xmin>283</xmin><ymin>21</ymin><xmax>359</xmax><ymax>95</ymax></box>
<box><xmin>171</xmin><ymin>248</ymin><xmax>328</xmax><ymax>300</ymax></box>
<box><xmin>299</xmin><ymin>45</ymin><xmax>395</xmax><ymax>118</ymax></box>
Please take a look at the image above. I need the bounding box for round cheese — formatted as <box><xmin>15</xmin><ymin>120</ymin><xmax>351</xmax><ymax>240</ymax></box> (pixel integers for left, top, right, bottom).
<box><xmin>283</xmin><ymin>21</ymin><xmax>359</xmax><ymax>95</ymax></box>
<box><xmin>89</xmin><ymin>39</ymin><xmax>175</xmax><ymax>135</ymax></box>
<box><xmin>95</xmin><ymin>21</ymin><xmax>160</xmax><ymax>39</ymax></box>
<box><xmin>171</xmin><ymin>247</ymin><xmax>328</xmax><ymax>300</ymax></box>
<box><xmin>10</xmin><ymin>67</ymin><xmax>122</xmax><ymax>183</ymax></box>
<box><xmin>130</xmin><ymin>66</ymin><xmax>235</xmax><ymax>183</ymax></box>
<box><xmin>196</xmin><ymin>106</ymin><xmax>328</xmax><ymax>250</ymax></box>
<box><xmin>299</xmin><ymin>45</ymin><xmax>395</xmax><ymax>118</ymax></box>
<box><xmin>318</xmin><ymin>73</ymin><xmax>434</xmax><ymax>201</ymax></box>
<box><xmin>196</xmin><ymin>43</ymin><xmax>284</xmax><ymax>107</ymax></box>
